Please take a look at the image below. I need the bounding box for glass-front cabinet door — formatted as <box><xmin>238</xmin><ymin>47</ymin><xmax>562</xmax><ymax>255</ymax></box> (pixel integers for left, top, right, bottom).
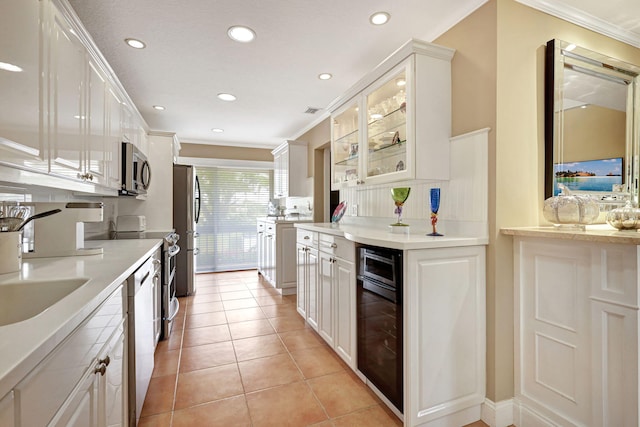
<box><xmin>331</xmin><ymin>101</ymin><xmax>360</xmax><ymax>188</ymax></box>
<box><xmin>329</xmin><ymin>41</ymin><xmax>454</xmax><ymax>190</ymax></box>
<box><xmin>363</xmin><ymin>61</ymin><xmax>411</xmax><ymax>184</ymax></box>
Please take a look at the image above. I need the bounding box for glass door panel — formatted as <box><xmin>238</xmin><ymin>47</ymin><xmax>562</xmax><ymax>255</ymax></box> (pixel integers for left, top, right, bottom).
<box><xmin>332</xmin><ymin>102</ymin><xmax>359</xmax><ymax>187</ymax></box>
<box><xmin>365</xmin><ymin>69</ymin><xmax>407</xmax><ymax>179</ymax></box>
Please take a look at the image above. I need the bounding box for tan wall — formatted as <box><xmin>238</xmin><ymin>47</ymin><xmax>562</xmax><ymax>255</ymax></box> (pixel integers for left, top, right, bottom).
<box><xmin>179</xmin><ymin>142</ymin><xmax>273</xmax><ymax>162</ymax></box>
<box><xmin>437</xmin><ymin>0</ymin><xmax>640</xmax><ymax>402</ymax></box>
<box><xmin>434</xmin><ymin>0</ymin><xmax>500</xmax><ymax>400</ymax></box>
<box><xmin>297</xmin><ymin>118</ymin><xmax>331</xmax><ymax>222</ymax></box>
<box><xmin>297</xmin><ymin>0</ymin><xmax>640</xmax><ymax>402</ymax></box>
<box><xmin>563</xmin><ymin>106</ymin><xmax>626</xmax><ymax>161</ymax></box>
<box><xmin>298</xmin><ymin>117</ymin><xmax>331</xmax><ymax>177</ymax></box>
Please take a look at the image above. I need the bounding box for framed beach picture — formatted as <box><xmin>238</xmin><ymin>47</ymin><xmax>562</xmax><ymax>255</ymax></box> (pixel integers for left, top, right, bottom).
<box><xmin>554</xmin><ymin>157</ymin><xmax>623</xmax><ymax>195</ymax></box>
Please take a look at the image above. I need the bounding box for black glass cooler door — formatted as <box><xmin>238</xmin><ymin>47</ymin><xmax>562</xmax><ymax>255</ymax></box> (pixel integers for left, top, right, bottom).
<box><xmin>357</xmin><ymin>247</ymin><xmax>403</xmax><ymax>413</ymax></box>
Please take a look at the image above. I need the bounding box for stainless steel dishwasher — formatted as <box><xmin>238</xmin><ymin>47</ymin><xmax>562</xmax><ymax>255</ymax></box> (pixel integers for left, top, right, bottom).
<box><xmin>128</xmin><ymin>256</ymin><xmax>155</xmax><ymax>426</ymax></box>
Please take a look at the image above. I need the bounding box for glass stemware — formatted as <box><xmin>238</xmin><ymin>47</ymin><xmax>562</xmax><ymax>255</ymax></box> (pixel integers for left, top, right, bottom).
<box><xmin>390</xmin><ymin>188</ymin><xmax>411</xmax><ymax>226</ymax></box>
<box><xmin>427</xmin><ymin>188</ymin><xmax>443</xmax><ymax>236</ymax></box>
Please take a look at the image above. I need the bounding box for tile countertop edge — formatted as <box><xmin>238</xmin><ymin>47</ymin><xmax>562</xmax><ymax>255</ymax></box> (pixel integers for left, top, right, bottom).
<box><xmin>501</xmin><ymin>226</ymin><xmax>640</xmax><ymax>244</ymax></box>
<box><xmin>0</xmin><ymin>239</ymin><xmax>162</xmax><ymax>399</ymax></box>
<box><xmin>295</xmin><ymin>222</ymin><xmax>488</xmax><ymax>250</ymax></box>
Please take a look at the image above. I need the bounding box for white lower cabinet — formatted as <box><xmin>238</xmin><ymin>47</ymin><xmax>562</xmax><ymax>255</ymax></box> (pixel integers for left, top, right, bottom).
<box><xmin>295</xmin><ymin>227</ymin><xmax>486</xmax><ymax>426</ymax></box>
<box><xmin>317</xmin><ymin>235</ymin><xmax>356</xmax><ymax>369</ymax></box>
<box><xmin>257</xmin><ymin>220</ymin><xmax>297</xmax><ymax>294</ymax></box>
<box><xmin>296</xmin><ymin>229</ymin><xmax>318</xmax><ymax>331</ymax></box>
<box><xmin>405</xmin><ymin>246</ymin><xmax>486</xmax><ymax>426</ymax></box>
<box><xmin>12</xmin><ymin>284</ymin><xmax>127</xmax><ymax>427</ymax></box>
<box><xmin>513</xmin><ymin>236</ymin><xmax>639</xmax><ymax>427</ymax></box>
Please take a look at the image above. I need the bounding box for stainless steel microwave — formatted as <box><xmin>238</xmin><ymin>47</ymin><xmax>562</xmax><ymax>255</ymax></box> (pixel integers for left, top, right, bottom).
<box><xmin>120</xmin><ymin>142</ymin><xmax>151</xmax><ymax>196</ymax></box>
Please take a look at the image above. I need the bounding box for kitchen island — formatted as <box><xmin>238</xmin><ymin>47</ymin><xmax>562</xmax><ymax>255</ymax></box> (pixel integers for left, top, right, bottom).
<box><xmin>295</xmin><ymin>221</ymin><xmax>487</xmax><ymax>427</ymax></box>
<box><xmin>0</xmin><ymin>238</ymin><xmax>161</xmax><ymax>426</ymax></box>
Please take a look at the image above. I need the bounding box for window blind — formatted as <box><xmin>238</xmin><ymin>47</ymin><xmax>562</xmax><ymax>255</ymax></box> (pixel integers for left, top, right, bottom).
<box><xmin>196</xmin><ymin>166</ymin><xmax>271</xmax><ymax>272</ymax></box>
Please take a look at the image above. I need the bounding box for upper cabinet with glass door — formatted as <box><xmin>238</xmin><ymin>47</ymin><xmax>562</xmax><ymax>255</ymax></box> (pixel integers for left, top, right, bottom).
<box><xmin>331</xmin><ymin>101</ymin><xmax>360</xmax><ymax>187</ymax></box>
<box><xmin>330</xmin><ymin>40</ymin><xmax>455</xmax><ymax>190</ymax></box>
<box><xmin>364</xmin><ymin>62</ymin><xmax>409</xmax><ymax>183</ymax></box>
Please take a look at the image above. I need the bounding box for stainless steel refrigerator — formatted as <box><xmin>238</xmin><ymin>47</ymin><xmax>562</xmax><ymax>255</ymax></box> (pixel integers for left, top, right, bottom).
<box><xmin>173</xmin><ymin>164</ymin><xmax>200</xmax><ymax>296</ymax></box>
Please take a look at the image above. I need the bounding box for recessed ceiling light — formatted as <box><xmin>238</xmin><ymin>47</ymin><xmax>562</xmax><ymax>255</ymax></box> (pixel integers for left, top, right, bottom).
<box><xmin>217</xmin><ymin>93</ymin><xmax>237</xmax><ymax>102</ymax></box>
<box><xmin>370</xmin><ymin>12</ymin><xmax>390</xmax><ymax>25</ymax></box>
<box><xmin>318</xmin><ymin>73</ymin><xmax>332</xmax><ymax>80</ymax></box>
<box><xmin>211</xmin><ymin>128</ymin><xmax>224</xmax><ymax>133</ymax></box>
<box><xmin>228</xmin><ymin>26</ymin><xmax>256</xmax><ymax>43</ymax></box>
<box><xmin>396</xmin><ymin>78</ymin><xmax>406</xmax><ymax>87</ymax></box>
<box><xmin>0</xmin><ymin>62</ymin><xmax>23</xmax><ymax>72</ymax></box>
<box><xmin>153</xmin><ymin>105</ymin><xmax>165</xmax><ymax>110</ymax></box>
<box><xmin>125</xmin><ymin>38</ymin><xmax>146</xmax><ymax>49</ymax></box>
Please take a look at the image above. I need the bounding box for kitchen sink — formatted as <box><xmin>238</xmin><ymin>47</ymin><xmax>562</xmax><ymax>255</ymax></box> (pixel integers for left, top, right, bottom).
<box><xmin>0</xmin><ymin>278</ymin><xmax>89</xmax><ymax>326</ymax></box>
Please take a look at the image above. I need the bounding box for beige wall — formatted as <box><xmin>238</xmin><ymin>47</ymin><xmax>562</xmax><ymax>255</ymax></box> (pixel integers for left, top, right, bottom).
<box><xmin>297</xmin><ymin>117</ymin><xmax>331</xmax><ymax>177</ymax></box>
<box><xmin>564</xmin><ymin>106</ymin><xmax>626</xmax><ymax>161</ymax></box>
<box><xmin>297</xmin><ymin>0</ymin><xmax>640</xmax><ymax>403</ymax></box>
<box><xmin>437</xmin><ymin>0</ymin><xmax>640</xmax><ymax>402</ymax></box>
<box><xmin>297</xmin><ymin>118</ymin><xmax>331</xmax><ymax>222</ymax></box>
<box><xmin>179</xmin><ymin>142</ymin><xmax>273</xmax><ymax>162</ymax></box>
<box><xmin>434</xmin><ymin>0</ymin><xmax>501</xmax><ymax>400</ymax></box>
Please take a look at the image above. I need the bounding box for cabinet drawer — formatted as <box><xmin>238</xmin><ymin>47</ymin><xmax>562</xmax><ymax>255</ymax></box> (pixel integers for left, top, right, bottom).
<box><xmin>14</xmin><ymin>284</ymin><xmax>125</xmax><ymax>426</ymax></box>
<box><xmin>319</xmin><ymin>234</ymin><xmax>354</xmax><ymax>262</ymax></box>
<box><xmin>297</xmin><ymin>229</ymin><xmax>317</xmax><ymax>246</ymax></box>
<box><xmin>265</xmin><ymin>222</ymin><xmax>276</xmax><ymax>235</ymax></box>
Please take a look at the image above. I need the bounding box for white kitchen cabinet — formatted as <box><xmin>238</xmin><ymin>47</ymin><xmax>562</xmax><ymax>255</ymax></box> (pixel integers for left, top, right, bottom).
<box><xmin>48</xmin><ymin>3</ymin><xmax>85</xmax><ymax>181</ymax></box>
<box><xmin>330</xmin><ymin>40</ymin><xmax>454</xmax><ymax>190</ymax></box>
<box><xmin>272</xmin><ymin>140</ymin><xmax>308</xmax><ymax>198</ymax></box>
<box><xmin>318</xmin><ymin>250</ymin><xmax>335</xmax><ymax>348</ymax></box>
<box><xmin>257</xmin><ymin>220</ymin><xmax>266</xmax><ymax>274</ymax></box>
<box><xmin>257</xmin><ymin>220</ymin><xmax>298</xmax><ymax>294</ymax></box>
<box><xmin>0</xmin><ymin>0</ymin><xmax>146</xmax><ymax>194</ymax></box>
<box><xmin>86</xmin><ymin>60</ymin><xmax>109</xmax><ymax>187</ymax></box>
<box><xmin>405</xmin><ymin>245</ymin><xmax>486</xmax><ymax>426</ymax></box>
<box><xmin>317</xmin><ymin>234</ymin><xmax>356</xmax><ymax>368</ymax></box>
<box><xmin>106</xmin><ymin>86</ymin><xmax>123</xmax><ymax>190</ymax></box>
<box><xmin>296</xmin><ymin>229</ymin><xmax>318</xmax><ymax>330</ymax></box>
<box><xmin>152</xmin><ymin>248</ymin><xmax>162</xmax><ymax>346</ymax></box>
<box><xmin>512</xmin><ymin>236</ymin><xmax>639</xmax><ymax>427</ymax></box>
<box><xmin>49</xmin><ymin>322</ymin><xmax>126</xmax><ymax>427</ymax></box>
<box><xmin>0</xmin><ymin>391</ymin><xmax>14</xmax><ymax>427</ymax></box>
<box><xmin>0</xmin><ymin>0</ymin><xmax>48</xmax><ymax>173</ymax></box>
<box><xmin>14</xmin><ymin>284</ymin><xmax>127</xmax><ymax>427</ymax></box>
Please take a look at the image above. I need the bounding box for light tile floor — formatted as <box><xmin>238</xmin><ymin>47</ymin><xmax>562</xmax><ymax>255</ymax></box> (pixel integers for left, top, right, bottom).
<box><xmin>139</xmin><ymin>270</ymin><xmax>487</xmax><ymax>427</ymax></box>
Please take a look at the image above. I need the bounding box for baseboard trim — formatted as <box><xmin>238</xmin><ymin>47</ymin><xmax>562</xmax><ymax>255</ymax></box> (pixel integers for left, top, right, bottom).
<box><xmin>481</xmin><ymin>398</ymin><xmax>514</xmax><ymax>427</ymax></box>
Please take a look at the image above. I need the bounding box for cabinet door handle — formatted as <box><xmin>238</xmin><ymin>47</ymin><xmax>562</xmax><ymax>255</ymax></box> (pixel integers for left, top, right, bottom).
<box><xmin>94</xmin><ymin>364</ymin><xmax>107</xmax><ymax>376</ymax></box>
<box><xmin>98</xmin><ymin>355</ymin><xmax>111</xmax><ymax>366</ymax></box>
<box><xmin>330</xmin><ymin>243</ymin><xmax>337</xmax><ymax>248</ymax></box>
<box><xmin>303</xmin><ymin>236</ymin><xmax>310</xmax><ymax>240</ymax></box>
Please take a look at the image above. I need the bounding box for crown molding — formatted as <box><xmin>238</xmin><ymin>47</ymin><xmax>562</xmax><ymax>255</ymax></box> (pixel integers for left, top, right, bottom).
<box><xmin>516</xmin><ymin>0</ymin><xmax>640</xmax><ymax>48</ymax></box>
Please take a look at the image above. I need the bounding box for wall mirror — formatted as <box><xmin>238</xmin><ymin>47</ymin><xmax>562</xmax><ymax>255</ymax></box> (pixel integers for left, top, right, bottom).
<box><xmin>545</xmin><ymin>39</ymin><xmax>640</xmax><ymax>207</ymax></box>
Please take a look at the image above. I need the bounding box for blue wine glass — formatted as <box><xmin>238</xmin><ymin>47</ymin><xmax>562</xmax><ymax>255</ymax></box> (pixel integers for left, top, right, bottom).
<box><xmin>428</xmin><ymin>188</ymin><xmax>443</xmax><ymax>236</ymax></box>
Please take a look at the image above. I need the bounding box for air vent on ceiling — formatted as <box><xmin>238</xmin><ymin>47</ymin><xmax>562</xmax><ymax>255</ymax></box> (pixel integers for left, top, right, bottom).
<box><xmin>304</xmin><ymin>107</ymin><xmax>321</xmax><ymax>114</ymax></box>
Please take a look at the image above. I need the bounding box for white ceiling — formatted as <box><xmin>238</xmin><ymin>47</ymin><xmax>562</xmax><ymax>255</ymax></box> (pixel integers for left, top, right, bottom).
<box><xmin>67</xmin><ymin>0</ymin><xmax>640</xmax><ymax>149</ymax></box>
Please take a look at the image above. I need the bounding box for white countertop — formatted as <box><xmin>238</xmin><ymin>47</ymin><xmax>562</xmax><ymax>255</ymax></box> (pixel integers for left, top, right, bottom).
<box><xmin>257</xmin><ymin>216</ymin><xmax>313</xmax><ymax>224</ymax></box>
<box><xmin>502</xmin><ymin>224</ymin><xmax>640</xmax><ymax>244</ymax></box>
<box><xmin>0</xmin><ymin>239</ymin><xmax>161</xmax><ymax>398</ymax></box>
<box><xmin>294</xmin><ymin>222</ymin><xmax>488</xmax><ymax>250</ymax></box>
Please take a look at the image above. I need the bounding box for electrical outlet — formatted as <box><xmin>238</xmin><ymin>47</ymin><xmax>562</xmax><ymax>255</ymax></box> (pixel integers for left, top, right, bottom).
<box><xmin>350</xmin><ymin>204</ymin><xmax>358</xmax><ymax>216</ymax></box>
